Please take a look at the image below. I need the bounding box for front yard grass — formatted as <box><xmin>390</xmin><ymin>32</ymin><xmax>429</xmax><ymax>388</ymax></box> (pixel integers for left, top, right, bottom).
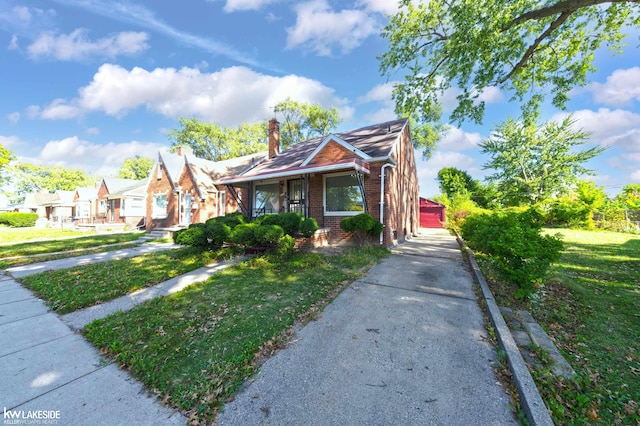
<box><xmin>0</xmin><ymin>232</ymin><xmax>143</xmax><ymax>259</ymax></box>
<box><xmin>485</xmin><ymin>228</ymin><xmax>640</xmax><ymax>424</ymax></box>
<box><xmin>83</xmin><ymin>247</ymin><xmax>388</xmax><ymax>424</ymax></box>
<box><xmin>0</xmin><ymin>226</ymin><xmax>98</xmax><ymax>243</ymax></box>
<box><xmin>18</xmin><ymin>247</ymin><xmax>240</xmax><ymax>314</ymax></box>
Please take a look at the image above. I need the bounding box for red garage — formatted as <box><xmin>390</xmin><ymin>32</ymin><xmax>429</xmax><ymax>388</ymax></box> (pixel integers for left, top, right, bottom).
<box><xmin>420</xmin><ymin>198</ymin><xmax>446</xmax><ymax>228</ymax></box>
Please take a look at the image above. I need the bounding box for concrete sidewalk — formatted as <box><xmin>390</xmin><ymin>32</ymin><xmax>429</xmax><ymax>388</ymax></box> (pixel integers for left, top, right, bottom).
<box><xmin>217</xmin><ymin>231</ymin><xmax>519</xmax><ymax>425</ymax></box>
<box><xmin>6</xmin><ymin>241</ymin><xmax>180</xmax><ymax>279</ymax></box>
<box><xmin>0</xmin><ymin>271</ymin><xmax>186</xmax><ymax>425</ymax></box>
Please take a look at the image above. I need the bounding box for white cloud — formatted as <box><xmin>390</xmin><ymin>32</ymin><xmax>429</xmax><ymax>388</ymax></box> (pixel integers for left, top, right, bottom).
<box><xmin>631</xmin><ymin>169</ymin><xmax>640</xmax><ymax>181</ymax></box>
<box><xmin>286</xmin><ymin>0</ymin><xmax>378</xmax><ymax>56</ymax></box>
<box><xmin>416</xmin><ymin>150</ymin><xmax>484</xmax><ymax>196</ymax></box>
<box><xmin>33</xmin><ymin>64</ymin><xmax>353</xmax><ymax>126</ymax></box>
<box><xmin>8</xmin><ymin>35</ymin><xmax>19</xmax><ymax>51</ymax></box>
<box><xmin>0</xmin><ymin>135</ymin><xmax>24</xmax><ymax>149</ymax></box>
<box><xmin>439</xmin><ymin>127</ymin><xmax>483</xmax><ymax>151</ymax></box>
<box><xmin>38</xmin><ymin>136</ymin><xmax>167</xmax><ymax>176</ymax></box>
<box><xmin>0</xmin><ymin>6</ymin><xmax>56</xmax><ymax>35</ymax></box>
<box><xmin>86</xmin><ymin>127</ymin><xmax>100</xmax><ymax>135</ymax></box>
<box><xmin>586</xmin><ymin>67</ymin><xmax>640</xmax><ymax>107</ymax></box>
<box><xmin>553</xmin><ymin>108</ymin><xmax>640</xmax><ymax>151</ymax></box>
<box><xmin>27</xmin><ymin>29</ymin><xmax>149</xmax><ymax>61</ymax></box>
<box><xmin>356</xmin><ymin>0</ymin><xmax>399</xmax><ymax>15</ymax></box>
<box><xmin>357</xmin><ymin>82</ymin><xmax>395</xmax><ymax>104</ymax></box>
<box><xmin>6</xmin><ymin>112</ymin><xmax>20</xmax><ymax>124</ymax></box>
<box><xmin>222</xmin><ymin>0</ymin><xmax>279</xmax><ymax>12</ymax></box>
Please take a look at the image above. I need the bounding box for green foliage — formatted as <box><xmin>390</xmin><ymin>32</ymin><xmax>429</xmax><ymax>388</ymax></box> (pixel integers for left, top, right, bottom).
<box><xmin>300</xmin><ymin>217</ymin><xmax>319</xmax><ymax>238</ymax></box>
<box><xmin>0</xmin><ymin>143</ymin><xmax>14</xmax><ymax>186</ymax></box>
<box><xmin>481</xmin><ymin>116</ymin><xmax>604</xmax><ymax>206</ymax></box>
<box><xmin>260</xmin><ymin>212</ymin><xmax>303</xmax><ymax>236</ymax></box>
<box><xmin>379</xmin><ymin>0</ymin><xmax>640</xmax><ymax>126</ymax></box>
<box><xmin>438</xmin><ymin>193</ymin><xmax>488</xmax><ymax>232</ymax></box>
<box><xmin>275</xmin><ymin>234</ymin><xmax>295</xmax><ymax>257</ymax></box>
<box><xmin>437</xmin><ymin>167</ymin><xmax>479</xmax><ymax>198</ymax></box>
<box><xmin>210</xmin><ymin>212</ymin><xmax>247</xmax><ymax>229</ymax></box>
<box><xmin>0</xmin><ymin>212</ymin><xmax>38</xmax><ymax>228</ymax></box>
<box><xmin>229</xmin><ymin>223</ymin><xmax>259</xmax><ymax>248</ymax></box>
<box><xmin>461</xmin><ymin>208</ymin><xmax>563</xmax><ymax>298</ymax></box>
<box><xmin>340</xmin><ymin>213</ymin><xmax>383</xmax><ymax>236</ymax></box>
<box><xmin>117</xmin><ymin>155</ymin><xmax>154</xmax><ymax>180</ymax></box>
<box><xmin>274</xmin><ymin>97</ymin><xmax>342</xmax><ymax>149</ymax></box>
<box><xmin>253</xmin><ymin>224</ymin><xmax>285</xmax><ymax>246</ymax></box>
<box><xmin>616</xmin><ymin>183</ymin><xmax>640</xmax><ymax>209</ymax></box>
<box><xmin>168</xmin><ymin>117</ymin><xmax>267</xmax><ymax>162</ymax></box>
<box><xmin>10</xmin><ymin>163</ymin><xmax>95</xmax><ymax>195</ymax></box>
<box><xmin>544</xmin><ymin>196</ymin><xmax>589</xmax><ymax>228</ymax></box>
<box><xmin>205</xmin><ymin>221</ymin><xmax>231</xmax><ymax>247</ymax></box>
<box><xmin>173</xmin><ymin>226</ymin><xmax>208</xmax><ymax>247</ymax></box>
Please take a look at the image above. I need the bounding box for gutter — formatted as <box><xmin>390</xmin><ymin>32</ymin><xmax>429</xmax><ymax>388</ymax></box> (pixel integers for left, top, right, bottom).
<box><xmin>379</xmin><ymin>163</ymin><xmax>396</xmax><ymax>245</ymax></box>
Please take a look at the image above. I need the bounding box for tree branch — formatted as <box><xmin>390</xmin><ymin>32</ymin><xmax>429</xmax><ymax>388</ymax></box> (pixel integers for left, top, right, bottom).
<box><xmin>507</xmin><ymin>0</ymin><xmax>640</xmax><ymax>29</ymax></box>
<box><xmin>498</xmin><ymin>10</ymin><xmax>573</xmax><ymax>84</ymax></box>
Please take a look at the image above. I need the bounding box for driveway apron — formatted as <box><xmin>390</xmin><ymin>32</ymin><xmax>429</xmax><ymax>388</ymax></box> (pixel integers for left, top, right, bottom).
<box><xmin>217</xmin><ymin>231</ymin><xmax>518</xmax><ymax>425</ymax></box>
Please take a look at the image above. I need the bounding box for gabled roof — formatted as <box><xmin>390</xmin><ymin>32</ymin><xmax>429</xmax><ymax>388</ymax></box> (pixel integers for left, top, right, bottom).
<box><xmin>75</xmin><ymin>186</ymin><xmax>97</xmax><ymax>201</ymax></box>
<box><xmin>186</xmin><ymin>152</ymin><xmax>266</xmax><ymax>199</ymax></box>
<box><xmin>37</xmin><ymin>190</ymin><xmax>76</xmax><ymax>207</ymax></box>
<box><xmin>102</xmin><ymin>177</ymin><xmax>145</xmax><ymax>194</ymax></box>
<box><xmin>218</xmin><ymin>118</ymin><xmax>408</xmax><ymax>184</ymax></box>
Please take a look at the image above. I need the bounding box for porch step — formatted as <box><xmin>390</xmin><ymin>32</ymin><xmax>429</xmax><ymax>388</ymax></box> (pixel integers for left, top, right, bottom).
<box><xmin>140</xmin><ymin>227</ymin><xmax>185</xmax><ymax>242</ymax></box>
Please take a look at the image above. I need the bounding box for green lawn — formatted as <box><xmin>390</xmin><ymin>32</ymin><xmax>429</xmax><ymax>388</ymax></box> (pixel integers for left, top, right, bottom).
<box><xmin>18</xmin><ymin>247</ymin><xmax>240</xmax><ymax>314</ymax></box>
<box><xmin>495</xmin><ymin>229</ymin><xmax>640</xmax><ymax>424</ymax></box>
<box><xmin>0</xmin><ymin>227</ymin><xmax>96</xmax><ymax>243</ymax></box>
<box><xmin>0</xmin><ymin>232</ymin><xmax>145</xmax><ymax>269</ymax></box>
<box><xmin>83</xmin><ymin>248</ymin><xmax>388</xmax><ymax>424</ymax></box>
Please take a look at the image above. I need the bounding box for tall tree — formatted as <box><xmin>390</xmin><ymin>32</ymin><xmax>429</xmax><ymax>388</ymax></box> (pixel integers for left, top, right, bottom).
<box><xmin>117</xmin><ymin>155</ymin><xmax>154</xmax><ymax>180</ymax></box>
<box><xmin>437</xmin><ymin>167</ymin><xmax>478</xmax><ymax>198</ymax></box>
<box><xmin>168</xmin><ymin>118</ymin><xmax>267</xmax><ymax>162</ymax></box>
<box><xmin>616</xmin><ymin>183</ymin><xmax>640</xmax><ymax>209</ymax></box>
<box><xmin>0</xmin><ymin>143</ymin><xmax>14</xmax><ymax>186</ymax></box>
<box><xmin>480</xmin><ymin>116</ymin><xmax>605</xmax><ymax>205</ymax></box>
<box><xmin>380</xmin><ymin>1</ymin><xmax>640</xmax><ymax>126</ymax></box>
<box><xmin>12</xmin><ymin>163</ymin><xmax>94</xmax><ymax>195</ymax></box>
<box><xmin>274</xmin><ymin>98</ymin><xmax>341</xmax><ymax>149</ymax></box>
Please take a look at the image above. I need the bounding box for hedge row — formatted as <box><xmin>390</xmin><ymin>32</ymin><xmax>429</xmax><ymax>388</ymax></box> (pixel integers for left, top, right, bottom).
<box><xmin>0</xmin><ymin>212</ymin><xmax>39</xmax><ymax>228</ymax></box>
<box><xmin>173</xmin><ymin>212</ymin><xmax>318</xmax><ymax>256</ymax></box>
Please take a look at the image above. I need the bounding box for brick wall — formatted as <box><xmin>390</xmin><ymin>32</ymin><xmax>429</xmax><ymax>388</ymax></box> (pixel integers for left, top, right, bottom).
<box><xmin>146</xmin><ymin>162</ymin><xmax>178</xmax><ymax>230</ymax></box>
<box><xmin>308</xmin><ymin>140</ymin><xmax>359</xmax><ymax>165</ymax></box>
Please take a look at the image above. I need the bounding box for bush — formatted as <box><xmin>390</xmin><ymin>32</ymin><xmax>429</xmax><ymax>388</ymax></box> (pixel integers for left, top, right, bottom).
<box><xmin>174</xmin><ymin>226</ymin><xmax>208</xmax><ymax>247</ymax></box>
<box><xmin>0</xmin><ymin>212</ymin><xmax>39</xmax><ymax>228</ymax></box>
<box><xmin>300</xmin><ymin>217</ymin><xmax>319</xmax><ymax>238</ymax></box>
<box><xmin>206</xmin><ymin>212</ymin><xmax>246</xmax><ymax>230</ymax></box>
<box><xmin>275</xmin><ymin>234</ymin><xmax>295</xmax><ymax>257</ymax></box>
<box><xmin>260</xmin><ymin>212</ymin><xmax>303</xmax><ymax>236</ymax></box>
<box><xmin>340</xmin><ymin>213</ymin><xmax>382</xmax><ymax>236</ymax></box>
<box><xmin>205</xmin><ymin>222</ymin><xmax>231</xmax><ymax>247</ymax></box>
<box><xmin>461</xmin><ymin>208</ymin><xmax>563</xmax><ymax>298</ymax></box>
<box><xmin>253</xmin><ymin>224</ymin><xmax>285</xmax><ymax>246</ymax></box>
<box><xmin>230</xmin><ymin>223</ymin><xmax>260</xmax><ymax>248</ymax></box>
<box><xmin>544</xmin><ymin>197</ymin><xmax>591</xmax><ymax>228</ymax></box>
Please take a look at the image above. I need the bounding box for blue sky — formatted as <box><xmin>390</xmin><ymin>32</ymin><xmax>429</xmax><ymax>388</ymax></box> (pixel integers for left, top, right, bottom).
<box><xmin>0</xmin><ymin>0</ymin><xmax>638</xmax><ymax>198</ymax></box>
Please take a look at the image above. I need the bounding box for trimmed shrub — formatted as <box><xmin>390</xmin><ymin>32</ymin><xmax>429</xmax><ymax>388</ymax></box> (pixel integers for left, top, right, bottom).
<box><xmin>0</xmin><ymin>212</ymin><xmax>39</xmax><ymax>228</ymax></box>
<box><xmin>253</xmin><ymin>224</ymin><xmax>285</xmax><ymax>247</ymax></box>
<box><xmin>461</xmin><ymin>208</ymin><xmax>563</xmax><ymax>298</ymax></box>
<box><xmin>230</xmin><ymin>223</ymin><xmax>260</xmax><ymax>248</ymax></box>
<box><xmin>260</xmin><ymin>212</ymin><xmax>303</xmax><ymax>236</ymax></box>
<box><xmin>174</xmin><ymin>226</ymin><xmax>208</xmax><ymax>247</ymax></box>
<box><xmin>205</xmin><ymin>222</ymin><xmax>231</xmax><ymax>247</ymax></box>
<box><xmin>340</xmin><ymin>213</ymin><xmax>382</xmax><ymax>236</ymax></box>
<box><xmin>275</xmin><ymin>234</ymin><xmax>295</xmax><ymax>257</ymax></box>
<box><xmin>300</xmin><ymin>217</ymin><xmax>319</xmax><ymax>238</ymax></box>
<box><xmin>205</xmin><ymin>212</ymin><xmax>246</xmax><ymax>230</ymax></box>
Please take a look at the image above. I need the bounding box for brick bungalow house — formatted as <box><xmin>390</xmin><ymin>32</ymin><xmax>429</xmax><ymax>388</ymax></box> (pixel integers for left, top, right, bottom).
<box><xmin>218</xmin><ymin>118</ymin><xmax>420</xmax><ymax>247</ymax></box>
<box><xmin>96</xmin><ymin>177</ymin><xmax>146</xmax><ymax>228</ymax></box>
<box><xmin>145</xmin><ymin>148</ymin><xmax>265</xmax><ymax>231</ymax></box>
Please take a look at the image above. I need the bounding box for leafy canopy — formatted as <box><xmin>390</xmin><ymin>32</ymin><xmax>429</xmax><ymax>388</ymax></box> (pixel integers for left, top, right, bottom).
<box><xmin>117</xmin><ymin>155</ymin><xmax>154</xmax><ymax>180</ymax></box>
<box><xmin>168</xmin><ymin>118</ymin><xmax>267</xmax><ymax>162</ymax></box>
<box><xmin>12</xmin><ymin>163</ymin><xmax>94</xmax><ymax>195</ymax></box>
<box><xmin>0</xmin><ymin>143</ymin><xmax>14</xmax><ymax>186</ymax></box>
<box><xmin>437</xmin><ymin>167</ymin><xmax>479</xmax><ymax>198</ymax></box>
<box><xmin>274</xmin><ymin>97</ymin><xmax>342</xmax><ymax>149</ymax></box>
<box><xmin>480</xmin><ymin>115</ymin><xmax>605</xmax><ymax>205</ymax></box>
<box><xmin>380</xmin><ymin>0</ymin><xmax>640</xmax><ymax>126</ymax></box>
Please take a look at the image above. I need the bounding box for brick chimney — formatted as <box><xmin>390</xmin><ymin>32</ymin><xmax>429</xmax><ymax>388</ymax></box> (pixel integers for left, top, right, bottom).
<box><xmin>176</xmin><ymin>145</ymin><xmax>193</xmax><ymax>157</ymax></box>
<box><xmin>268</xmin><ymin>118</ymin><xmax>280</xmax><ymax>159</ymax></box>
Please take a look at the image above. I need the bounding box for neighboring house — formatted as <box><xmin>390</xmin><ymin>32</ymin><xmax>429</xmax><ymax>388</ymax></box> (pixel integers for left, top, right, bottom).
<box><xmin>19</xmin><ymin>192</ymin><xmax>57</xmax><ymax>216</ymax></box>
<box><xmin>145</xmin><ymin>147</ymin><xmax>265</xmax><ymax>230</ymax></box>
<box><xmin>96</xmin><ymin>177</ymin><xmax>146</xmax><ymax>228</ymax></box>
<box><xmin>38</xmin><ymin>190</ymin><xmax>76</xmax><ymax>224</ymax></box>
<box><xmin>420</xmin><ymin>198</ymin><xmax>446</xmax><ymax>228</ymax></box>
<box><xmin>73</xmin><ymin>186</ymin><xmax>98</xmax><ymax>224</ymax></box>
<box><xmin>219</xmin><ymin>118</ymin><xmax>420</xmax><ymax>247</ymax></box>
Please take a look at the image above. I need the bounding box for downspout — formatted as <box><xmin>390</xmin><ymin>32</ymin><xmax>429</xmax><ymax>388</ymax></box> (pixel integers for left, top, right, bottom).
<box><xmin>379</xmin><ymin>163</ymin><xmax>396</xmax><ymax>245</ymax></box>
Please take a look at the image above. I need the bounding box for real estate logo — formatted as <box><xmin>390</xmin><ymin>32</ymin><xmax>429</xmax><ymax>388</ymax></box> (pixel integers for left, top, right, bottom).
<box><xmin>3</xmin><ymin>407</ymin><xmax>60</xmax><ymax>425</ymax></box>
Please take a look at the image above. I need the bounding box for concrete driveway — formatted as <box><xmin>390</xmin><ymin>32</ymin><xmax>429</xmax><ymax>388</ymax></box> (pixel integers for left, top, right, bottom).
<box><xmin>217</xmin><ymin>231</ymin><xmax>518</xmax><ymax>425</ymax></box>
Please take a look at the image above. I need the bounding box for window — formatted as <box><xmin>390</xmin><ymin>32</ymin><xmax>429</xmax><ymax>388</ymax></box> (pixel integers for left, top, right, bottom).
<box><xmin>152</xmin><ymin>193</ymin><xmax>168</xmax><ymax>218</ymax></box>
<box><xmin>124</xmin><ymin>198</ymin><xmax>145</xmax><ymax>216</ymax></box>
<box><xmin>98</xmin><ymin>200</ymin><xmax>107</xmax><ymax>214</ymax></box>
<box><xmin>254</xmin><ymin>183</ymin><xmax>279</xmax><ymax>216</ymax></box>
<box><xmin>217</xmin><ymin>191</ymin><xmax>226</xmax><ymax>217</ymax></box>
<box><xmin>324</xmin><ymin>173</ymin><xmax>364</xmax><ymax>215</ymax></box>
<box><xmin>76</xmin><ymin>201</ymin><xmax>90</xmax><ymax>218</ymax></box>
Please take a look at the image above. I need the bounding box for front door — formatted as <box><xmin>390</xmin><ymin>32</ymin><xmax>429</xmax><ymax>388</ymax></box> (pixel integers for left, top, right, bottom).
<box><xmin>108</xmin><ymin>200</ymin><xmax>116</xmax><ymax>222</ymax></box>
<box><xmin>287</xmin><ymin>178</ymin><xmax>305</xmax><ymax>215</ymax></box>
<box><xmin>183</xmin><ymin>193</ymin><xmax>192</xmax><ymax>225</ymax></box>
